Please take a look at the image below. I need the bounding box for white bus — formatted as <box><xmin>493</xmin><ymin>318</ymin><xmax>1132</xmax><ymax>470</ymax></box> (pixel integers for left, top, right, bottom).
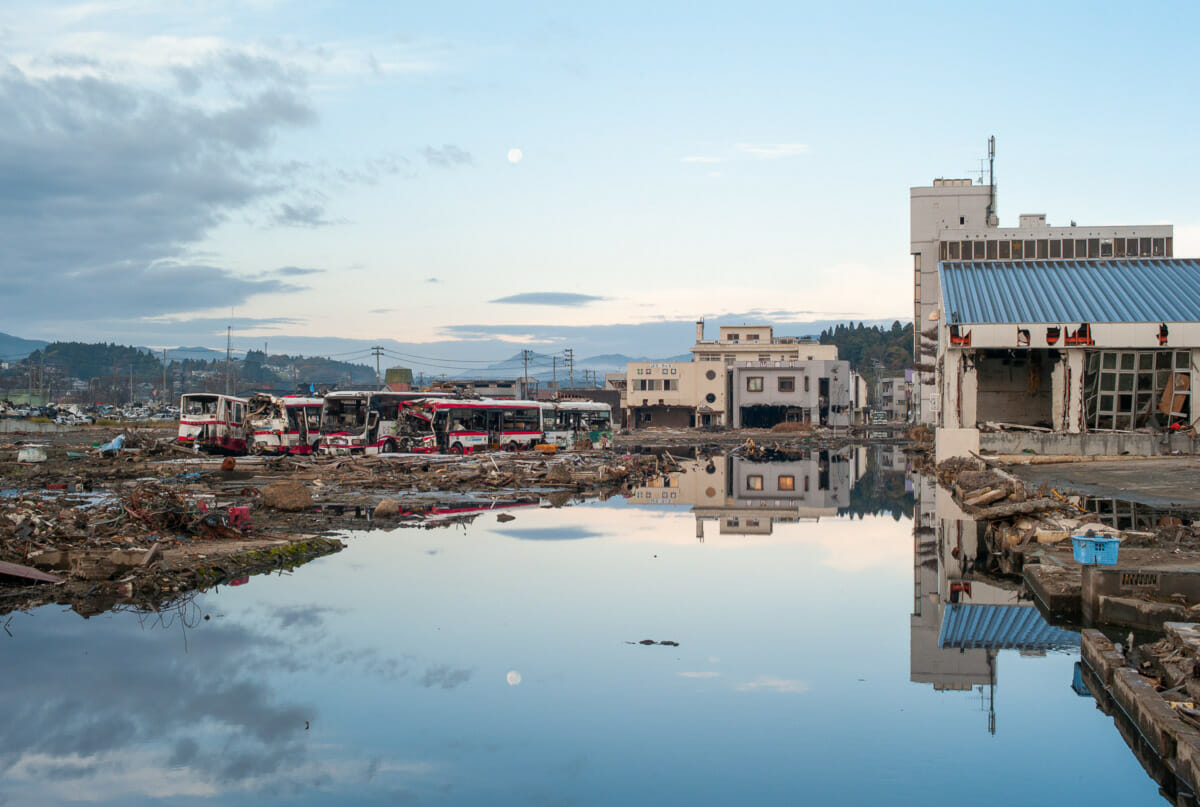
<box><xmin>317</xmin><ymin>390</ymin><xmax>449</xmax><ymax>455</ymax></box>
<box><xmin>540</xmin><ymin>400</ymin><xmax>614</xmax><ymax>448</ymax></box>
<box><xmin>177</xmin><ymin>393</ymin><xmax>248</xmax><ymax>454</ymax></box>
<box><xmin>412</xmin><ymin>398</ymin><xmax>544</xmax><ymax>454</ymax></box>
<box><xmin>246</xmin><ymin>394</ymin><xmax>324</xmax><ymax>455</ymax></box>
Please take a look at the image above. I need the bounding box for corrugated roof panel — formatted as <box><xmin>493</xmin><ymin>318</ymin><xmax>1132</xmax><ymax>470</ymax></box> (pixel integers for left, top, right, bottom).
<box><xmin>940</xmin><ymin>259</ymin><xmax>1200</xmax><ymax>324</ymax></box>
<box><xmin>938</xmin><ymin>603</ymin><xmax>1080</xmax><ymax>651</ymax></box>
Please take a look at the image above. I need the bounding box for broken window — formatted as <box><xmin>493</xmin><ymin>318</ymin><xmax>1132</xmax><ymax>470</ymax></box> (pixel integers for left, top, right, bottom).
<box><xmin>1167</xmin><ymin>237</ymin><xmax>1173</xmax><ymax>257</ymax></box>
<box><xmin>1050</xmin><ymin>239</ymin><xmax>1062</xmax><ymax>259</ymax></box>
<box><xmin>986</xmin><ymin>239</ymin><xmax>998</xmax><ymax>260</ymax></box>
<box><xmin>1076</xmin><ymin>238</ymin><xmax>1089</xmax><ymax>258</ymax></box>
<box><xmin>1025</xmin><ymin>239</ymin><xmax>1036</xmax><ymax>259</ymax></box>
<box><xmin>746</xmin><ymin>377</ymin><xmax>763</xmax><ymax>392</ymax></box>
<box><xmin>999</xmin><ymin>240</ymin><xmax>1011</xmax><ymax>260</ymax></box>
<box><xmin>1087</xmin><ymin>238</ymin><xmax>1099</xmax><ymax>258</ymax></box>
<box><xmin>1100</xmin><ymin>239</ymin><xmax>1113</xmax><ymax>258</ymax></box>
<box><xmin>1114</xmin><ymin>238</ymin><xmax>1126</xmax><ymax>258</ymax></box>
<box><xmin>947</xmin><ymin>241</ymin><xmax>960</xmax><ymax>260</ymax></box>
<box><xmin>1062</xmin><ymin>239</ymin><xmax>1074</xmax><ymax>259</ymax></box>
<box><xmin>804</xmin><ymin>376</ymin><xmax>810</xmax><ymax>392</ymax></box>
<box><xmin>1036</xmin><ymin>239</ymin><xmax>1048</xmax><ymax>259</ymax></box>
<box><xmin>1153</xmin><ymin>237</ymin><xmax>1165</xmax><ymax>257</ymax></box>
<box><xmin>1140</xmin><ymin>237</ymin><xmax>1151</xmax><ymax>257</ymax></box>
<box><xmin>961</xmin><ymin>240</ymin><xmax>972</xmax><ymax>260</ymax></box>
<box><xmin>1083</xmin><ymin>350</ymin><xmax>1191</xmax><ymax>430</ymax></box>
<box><xmin>939</xmin><ymin>241</ymin><xmax>948</xmax><ymax>260</ymax></box>
<box><xmin>974</xmin><ymin>241</ymin><xmax>985</xmax><ymax>260</ymax></box>
<box><xmin>747</xmin><ymin>475</ymin><xmax>763</xmax><ymax>491</ymax></box>
<box><xmin>778</xmin><ymin>376</ymin><xmax>795</xmax><ymax>392</ymax></box>
<box><xmin>1010</xmin><ymin>240</ymin><xmax>1022</xmax><ymax>259</ymax></box>
<box><xmin>1126</xmin><ymin>238</ymin><xmax>1138</xmax><ymax>257</ymax></box>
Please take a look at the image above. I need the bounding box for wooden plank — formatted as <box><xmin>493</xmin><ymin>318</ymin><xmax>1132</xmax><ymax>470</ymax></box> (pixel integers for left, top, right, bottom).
<box><xmin>0</xmin><ymin>560</ymin><xmax>64</xmax><ymax>584</ymax></box>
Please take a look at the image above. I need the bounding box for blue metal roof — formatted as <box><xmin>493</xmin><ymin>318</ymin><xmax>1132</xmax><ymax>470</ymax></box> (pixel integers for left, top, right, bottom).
<box><xmin>940</xmin><ymin>259</ymin><xmax>1200</xmax><ymax>325</ymax></box>
<box><xmin>938</xmin><ymin>603</ymin><xmax>1079</xmax><ymax>651</ymax></box>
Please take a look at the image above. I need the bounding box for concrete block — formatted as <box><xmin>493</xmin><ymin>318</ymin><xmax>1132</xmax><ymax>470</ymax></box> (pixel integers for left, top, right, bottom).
<box><xmin>1098</xmin><ymin>595</ymin><xmax>1192</xmax><ymax>632</ymax></box>
<box><xmin>1082</xmin><ymin>629</ymin><xmax>1124</xmax><ymax>687</ymax></box>
<box><xmin>935</xmin><ymin>428</ymin><xmax>980</xmax><ymax>462</ymax></box>
<box><xmin>1112</xmin><ymin>668</ymin><xmax>1189</xmax><ymax>760</ymax></box>
<box><xmin>1167</xmin><ymin>622</ymin><xmax>1200</xmax><ymax>656</ymax></box>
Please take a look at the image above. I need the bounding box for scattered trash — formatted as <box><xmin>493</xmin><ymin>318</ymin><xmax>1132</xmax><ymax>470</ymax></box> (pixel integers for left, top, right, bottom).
<box><xmin>17</xmin><ymin>445</ymin><xmax>47</xmax><ymax>463</ymax></box>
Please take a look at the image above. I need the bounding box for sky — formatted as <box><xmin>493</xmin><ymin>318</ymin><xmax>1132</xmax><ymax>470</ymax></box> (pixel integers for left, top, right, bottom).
<box><xmin>3</xmin><ymin>0</ymin><xmax>1199</xmax><ymax>367</ymax></box>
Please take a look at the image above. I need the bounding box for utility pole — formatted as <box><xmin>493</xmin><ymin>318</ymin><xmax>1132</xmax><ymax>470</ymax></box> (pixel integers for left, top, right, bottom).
<box><xmin>129</xmin><ymin>364</ymin><xmax>134</xmax><ymax>404</ymax></box>
<box><xmin>371</xmin><ymin>345</ymin><xmax>384</xmax><ymax>389</ymax></box>
<box><xmin>552</xmin><ymin>356</ymin><xmax>557</xmax><ymax>394</ymax></box>
<box><xmin>564</xmin><ymin>348</ymin><xmax>574</xmax><ymax>389</ymax></box>
<box><xmin>225</xmin><ymin>326</ymin><xmax>232</xmax><ymax>396</ymax></box>
<box><xmin>162</xmin><ymin>349</ymin><xmax>168</xmax><ymax>402</ymax></box>
<box><xmin>521</xmin><ymin>349</ymin><xmax>532</xmax><ymax>399</ymax></box>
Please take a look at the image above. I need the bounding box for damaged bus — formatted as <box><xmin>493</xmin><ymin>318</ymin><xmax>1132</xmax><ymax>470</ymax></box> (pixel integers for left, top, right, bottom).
<box><xmin>177</xmin><ymin>393</ymin><xmax>248</xmax><ymax>454</ymax></box>
<box><xmin>540</xmin><ymin>400</ymin><xmax>614</xmax><ymax>448</ymax></box>
<box><xmin>414</xmin><ymin>398</ymin><xmax>545</xmax><ymax>454</ymax></box>
<box><xmin>317</xmin><ymin>390</ymin><xmax>449</xmax><ymax>455</ymax></box>
<box><xmin>246</xmin><ymin>394</ymin><xmax>324</xmax><ymax>455</ymax></box>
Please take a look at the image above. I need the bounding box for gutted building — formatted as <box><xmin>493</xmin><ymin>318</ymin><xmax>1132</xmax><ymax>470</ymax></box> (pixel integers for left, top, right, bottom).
<box><xmin>910</xmin><ymin>158</ymin><xmax>1173</xmax><ymax>424</ymax></box>
<box><xmin>937</xmin><ymin>259</ymin><xmax>1200</xmax><ymax>441</ymax></box>
<box><xmin>730</xmin><ymin>360</ymin><xmax>859</xmax><ymax>427</ymax></box>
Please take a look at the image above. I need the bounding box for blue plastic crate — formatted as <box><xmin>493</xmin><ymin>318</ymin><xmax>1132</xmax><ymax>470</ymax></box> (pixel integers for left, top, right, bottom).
<box><xmin>1072</xmin><ymin>534</ymin><xmax>1121</xmax><ymax>566</ymax></box>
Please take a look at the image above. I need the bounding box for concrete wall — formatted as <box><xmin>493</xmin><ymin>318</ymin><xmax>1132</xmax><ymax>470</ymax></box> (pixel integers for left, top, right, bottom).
<box><xmin>981</xmin><ymin>431</ymin><xmax>1200</xmax><ymax>457</ymax></box>
<box><xmin>974</xmin><ymin>353</ymin><xmax>1053</xmax><ymax>425</ymax></box>
<box><xmin>0</xmin><ymin>419</ymin><xmax>70</xmax><ymax>434</ymax></box>
<box><xmin>626</xmin><ymin>360</ymin><xmax>726</xmax><ymax>427</ymax></box>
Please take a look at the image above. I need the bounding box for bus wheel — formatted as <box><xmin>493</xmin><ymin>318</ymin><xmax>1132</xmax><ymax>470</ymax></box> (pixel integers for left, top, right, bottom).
<box><xmin>398</xmin><ymin>436</ymin><xmax>413</xmax><ymax>452</ymax></box>
<box><xmin>383</xmin><ymin>438</ymin><xmax>397</xmax><ymax>454</ymax></box>
<box><xmin>506</xmin><ymin>441</ymin><xmax>519</xmax><ymax>452</ymax></box>
<box><xmin>450</xmin><ymin>442</ymin><xmax>464</xmax><ymax>455</ymax></box>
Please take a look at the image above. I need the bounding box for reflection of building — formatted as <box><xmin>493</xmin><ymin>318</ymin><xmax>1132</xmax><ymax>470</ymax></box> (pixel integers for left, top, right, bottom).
<box><xmin>909</xmin><ymin>471</ymin><xmax>1077</xmax><ymax>733</ymax></box>
<box><xmin>629</xmin><ymin>449</ymin><xmax>868</xmax><ymax>538</ymax></box>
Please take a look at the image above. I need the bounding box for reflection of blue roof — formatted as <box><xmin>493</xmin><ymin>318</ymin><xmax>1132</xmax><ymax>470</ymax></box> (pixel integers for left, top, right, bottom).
<box><xmin>939</xmin><ymin>259</ymin><xmax>1200</xmax><ymax>325</ymax></box>
<box><xmin>939</xmin><ymin>604</ymin><xmax>1079</xmax><ymax>650</ymax></box>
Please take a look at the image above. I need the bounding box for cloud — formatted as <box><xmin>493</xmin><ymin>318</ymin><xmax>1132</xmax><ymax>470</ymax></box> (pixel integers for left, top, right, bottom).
<box><xmin>679</xmin><ymin>156</ymin><xmax>723</xmax><ymax>164</ymax></box>
<box><xmin>421</xmin><ymin>144</ymin><xmax>472</xmax><ymax>168</ymax></box>
<box><xmin>426</xmin><ymin>277</ymin><xmax>439</xmax><ymax>283</ymax></box>
<box><xmin>734</xmin><ymin>143</ymin><xmax>809</xmax><ymax>159</ymax></box>
<box><xmin>734</xmin><ymin>676</ymin><xmax>810</xmax><ymax>693</ymax></box>
<box><xmin>419</xmin><ymin>665</ymin><xmax>473</xmax><ymax>690</ymax></box>
<box><xmin>0</xmin><ymin>57</ymin><xmax>316</xmax><ymax>335</ymax></box>
<box><xmin>678</xmin><ymin>671</ymin><xmax>720</xmax><ymax>678</ymax></box>
<box><xmin>272</xmin><ymin>265</ymin><xmax>324</xmax><ymax>277</ymax></box>
<box><xmin>271</xmin><ymin>202</ymin><xmax>338</xmax><ymax>228</ymax></box>
<box><xmin>489</xmin><ymin>293</ymin><xmax>608</xmax><ymax>307</ymax></box>
<box><xmin>501</xmin><ymin>526</ymin><xmax>603</xmax><ymax>541</ymax></box>
<box><xmin>369</xmin><ymin>308</ymin><xmax>396</xmax><ymax>315</ymax></box>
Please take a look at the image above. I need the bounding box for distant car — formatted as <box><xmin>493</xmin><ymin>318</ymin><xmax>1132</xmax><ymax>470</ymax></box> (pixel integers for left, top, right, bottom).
<box><xmin>870</xmin><ymin>411</ymin><xmax>888</xmax><ymax>424</ymax></box>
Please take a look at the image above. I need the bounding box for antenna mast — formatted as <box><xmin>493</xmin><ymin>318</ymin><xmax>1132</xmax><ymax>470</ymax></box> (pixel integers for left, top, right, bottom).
<box><xmin>986</xmin><ymin>135</ymin><xmax>997</xmax><ymax>226</ymax></box>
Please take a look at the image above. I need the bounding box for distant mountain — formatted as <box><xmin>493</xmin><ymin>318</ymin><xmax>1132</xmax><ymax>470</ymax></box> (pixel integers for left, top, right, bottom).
<box><xmin>0</xmin><ymin>332</ymin><xmax>48</xmax><ymax>361</ymax></box>
<box><xmin>137</xmin><ymin>345</ymin><xmax>227</xmax><ymax>362</ymax></box>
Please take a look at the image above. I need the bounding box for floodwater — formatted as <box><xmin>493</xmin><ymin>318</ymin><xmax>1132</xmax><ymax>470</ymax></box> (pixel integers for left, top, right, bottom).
<box><xmin>0</xmin><ymin>448</ymin><xmax>1166</xmax><ymax>805</ymax></box>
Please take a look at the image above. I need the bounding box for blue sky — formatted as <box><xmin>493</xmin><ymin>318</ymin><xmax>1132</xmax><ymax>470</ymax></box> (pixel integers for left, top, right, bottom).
<box><xmin>2</xmin><ymin>0</ymin><xmax>1197</xmax><ymax>364</ymax></box>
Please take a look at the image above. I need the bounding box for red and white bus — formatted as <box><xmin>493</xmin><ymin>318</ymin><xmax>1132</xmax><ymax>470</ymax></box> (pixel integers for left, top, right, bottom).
<box><xmin>246</xmin><ymin>394</ymin><xmax>324</xmax><ymax>455</ymax></box>
<box><xmin>177</xmin><ymin>393</ymin><xmax>248</xmax><ymax>454</ymax></box>
<box><xmin>317</xmin><ymin>390</ymin><xmax>450</xmax><ymax>455</ymax></box>
<box><xmin>414</xmin><ymin>398</ymin><xmax>545</xmax><ymax>454</ymax></box>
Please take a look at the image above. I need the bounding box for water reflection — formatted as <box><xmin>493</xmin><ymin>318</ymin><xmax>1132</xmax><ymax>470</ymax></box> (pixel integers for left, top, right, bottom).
<box><xmin>0</xmin><ymin>445</ymin><xmax>1164</xmax><ymax>806</ymax></box>
<box><xmin>629</xmin><ymin>446</ymin><xmax>912</xmax><ymax>539</ymax></box>
<box><xmin>908</xmin><ymin>467</ymin><xmax>1080</xmax><ymax>736</ymax></box>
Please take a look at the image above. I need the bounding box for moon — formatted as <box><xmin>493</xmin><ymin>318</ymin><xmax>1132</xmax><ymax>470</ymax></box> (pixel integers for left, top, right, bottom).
<box><xmin>507</xmin><ymin>148</ymin><xmax>523</xmax><ymax>164</ymax></box>
<box><xmin>506</xmin><ymin>670</ymin><xmax>522</xmax><ymax>686</ymax></box>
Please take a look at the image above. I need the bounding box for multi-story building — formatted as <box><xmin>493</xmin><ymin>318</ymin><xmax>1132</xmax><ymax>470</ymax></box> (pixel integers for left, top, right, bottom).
<box><xmin>910</xmin><ymin>155</ymin><xmax>1173</xmax><ymax>423</ymax></box>
<box><xmin>877</xmin><ymin>375</ymin><xmax>911</xmax><ymax>422</ymax></box>
<box><xmin>729</xmin><ymin>360</ymin><xmax>859</xmax><ymax>427</ymax></box>
<box><xmin>690</xmin><ymin>321</ymin><xmax>837</xmax><ymax>366</ymax></box>
<box><xmin>626</xmin><ymin>321</ymin><xmax>854</xmax><ymax>429</ymax></box>
<box><xmin>626</xmin><ymin>359</ymin><xmax>727</xmax><ymax>428</ymax></box>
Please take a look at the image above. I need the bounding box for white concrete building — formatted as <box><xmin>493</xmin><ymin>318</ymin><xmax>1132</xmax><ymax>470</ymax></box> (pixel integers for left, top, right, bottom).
<box><xmin>910</xmin><ymin>165</ymin><xmax>1173</xmax><ymax>424</ymax></box>
<box><xmin>729</xmin><ymin>360</ymin><xmax>858</xmax><ymax>427</ymax></box>
<box><xmin>936</xmin><ymin>258</ymin><xmax>1200</xmax><ymax>457</ymax></box>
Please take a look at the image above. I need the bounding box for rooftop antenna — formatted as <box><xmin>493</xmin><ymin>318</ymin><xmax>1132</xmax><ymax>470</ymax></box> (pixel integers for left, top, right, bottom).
<box><xmin>986</xmin><ymin>136</ymin><xmax>998</xmax><ymax>226</ymax></box>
